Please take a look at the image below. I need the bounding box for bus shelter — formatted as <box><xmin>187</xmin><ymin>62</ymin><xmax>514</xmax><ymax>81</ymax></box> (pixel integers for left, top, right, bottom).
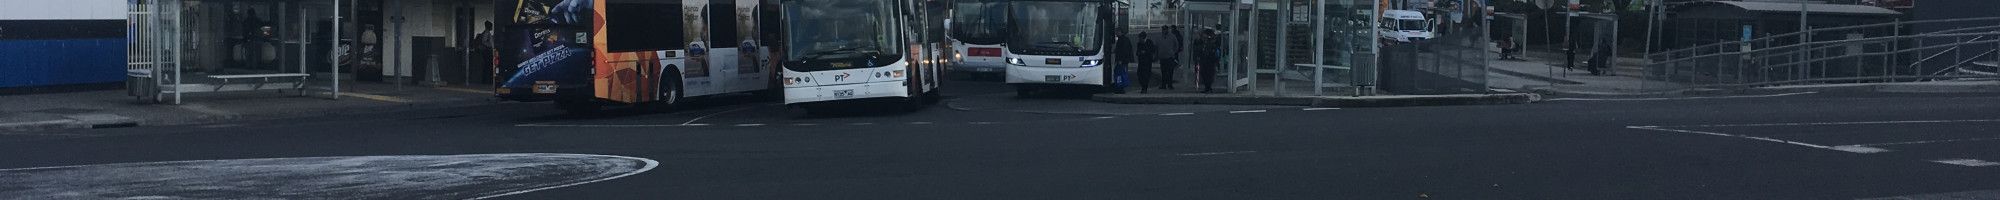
<box><xmin>127</xmin><ymin>0</ymin><xmax>344</xmax><ymax>104</ymax></box>
<box><xmin>1178</xmin><ymin>0</ymin><xmax>1383</xmax><ymax>96</ymax></box>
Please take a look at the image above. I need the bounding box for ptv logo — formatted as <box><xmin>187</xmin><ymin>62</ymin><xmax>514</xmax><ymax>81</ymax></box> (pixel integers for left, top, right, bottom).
<box><xmin>834</xmin><ymin>72</ymin><xmax>851</xmax><ymax>82</ymax></box>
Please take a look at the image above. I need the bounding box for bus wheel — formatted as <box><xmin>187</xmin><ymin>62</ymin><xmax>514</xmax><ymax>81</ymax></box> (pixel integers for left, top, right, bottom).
<box><xmin>902</xmin><ymin>79</ymin><xmax>927</xmax><ymax>112</ymax></box>
<box><xmin>655</xmin><ymin>69</ymin><xmax>685</xmax><ymax>111</ymax></box>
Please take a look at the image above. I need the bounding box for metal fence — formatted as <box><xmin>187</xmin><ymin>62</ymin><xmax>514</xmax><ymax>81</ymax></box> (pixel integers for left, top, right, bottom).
<box><xmin>126</xmin><ymin>0</ymin><xmax>184</xmax><ymax>103</ymax></box>
<box><xmin>1645</xmin><ymin>17</ymin><xmax>2000</xmax><ymax>89</ymax></box>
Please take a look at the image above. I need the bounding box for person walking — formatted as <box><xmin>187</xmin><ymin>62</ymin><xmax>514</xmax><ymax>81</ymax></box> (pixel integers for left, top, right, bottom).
<box><xmin>1197</xmin><ymin>29</ymin><xmax>1221</xmax><ymax>93</ymax></box>
<box><xmin>1135</xmin><ymin>33</ymin><xmax>1157</xmax><ymax>94</ymax></box>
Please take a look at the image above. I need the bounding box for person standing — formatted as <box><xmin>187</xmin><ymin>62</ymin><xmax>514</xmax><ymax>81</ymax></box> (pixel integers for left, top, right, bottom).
<box><xmin>1113</xmin><ymin>35</ymin><xmax>1134</xmax><ymax>94</ymax></box>
<box><xmin>1135</xmin><ymin>33</ymin><xmax>1157</xmax><ymax>94</ymax></box>
<box><xmin>474</xmin><ymin>21</ymin><xmax>498</xmax><ymax>83</ymax></box>
<box><xmin>1158</xmin><ymin>27</ymin><xmax>1182</xmax><ymax>90</ymax></box>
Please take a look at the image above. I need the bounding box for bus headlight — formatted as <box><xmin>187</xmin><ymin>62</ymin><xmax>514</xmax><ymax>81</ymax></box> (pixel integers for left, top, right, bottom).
<box><xmin>1080</xmin><ymin>60</ymin><xmax>1103</xmax><ymax>67</ymax></box>
<box><xmin>1006</xmin><ymin>58</ymin><xmax>1027</xmax><ymax>66</ymax></box>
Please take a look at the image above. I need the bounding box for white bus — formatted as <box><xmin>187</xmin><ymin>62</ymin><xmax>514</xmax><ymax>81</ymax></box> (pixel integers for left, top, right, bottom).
<box><xmin>948</xmin><ymin>0</ymin><xmax>1010</xmax><ymax>77</ymax></box>
<box><xmin>493</xmin><ymin>0</ymin><xmax>780</xmax><ymax>114</ymax></box>
<box><xmin>1003</xmin><ymin>0</ymin><xmax>1117</xmax><ymax>96</ymax></box>
<box><xmin>779</xmin><ymin>0</ymin><xmax>947</xmax><ymax>112</ymax></box>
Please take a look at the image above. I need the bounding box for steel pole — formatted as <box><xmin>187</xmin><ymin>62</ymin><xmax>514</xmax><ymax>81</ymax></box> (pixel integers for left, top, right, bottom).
<box><xmin>171</xmin><ymin>0</ymin><xmax>184</xmax><ymax>104</ymax></box>
<box><xmin>333</xmin><ymin>0</ymin><xmax>341</xmax><ymax>99</ymax></box>
<box><xmin>1277</xmin><ymin>0</ymin><xmax>1290</xmax><ymax>96</ymax></box>
<box><xmin>393</xmin><ymin>0</ymin><xmax>404</xmax><ymax>90</ymax></box>
<box><xmin>1313</xmin><ymin>0</ymin><xmax>1325</xmax><ymax>95</ymax></box>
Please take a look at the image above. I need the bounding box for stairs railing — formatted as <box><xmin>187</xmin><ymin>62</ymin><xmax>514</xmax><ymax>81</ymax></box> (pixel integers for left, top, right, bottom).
<box><xmin>1645</xmin><ymin>17</ymin><xmax>2000</xmax><ymax>88</ymax></box>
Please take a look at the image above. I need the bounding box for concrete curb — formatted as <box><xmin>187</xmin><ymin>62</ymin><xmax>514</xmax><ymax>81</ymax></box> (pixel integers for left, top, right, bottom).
<box><xmin>1525</xmin><ymin>81</ymin><xmax>2000</xmax><ymax>97</ymax></box>
<box><xmin>145</xmin><ymin>97</ymin><xmax>505</xmax><ymax>127</ymax></box>
<box><xmin>1749</xmin><ymin>82</ymin><xmax>2000</xmax><ymax>94</ymax></box>
<box><xmin>1</xmin><ymin>97</ymin><xmax>502</xmax><ymax>133</ymax></box>
<box><xmin>1093</xmin><ymin>93</ymin><xmax>1542</xmax><ymax>108</ymax></box>
<box><xmin>0</xmin><ymin>120</ymin><xmax>86</xmax><ymax>133</ymax></box>
<box><xmin>0</xmin><ymin>114</ymin><xmax>141</xmax><ymax>133</ymax></box>
<box><xmin>1522</xmin><ymin>86</ymin><xmax>1702</xmax><ymax>97</ymax></box>
<box><xmin>1311</xmin><ymin>93</ymin><xmax>1543</xmax><ymax>107</ymax></box>
<box><xmin>1490</xmin><ymin>68</ymin><xmax>1586</xmax><ymax>85</ymax></box>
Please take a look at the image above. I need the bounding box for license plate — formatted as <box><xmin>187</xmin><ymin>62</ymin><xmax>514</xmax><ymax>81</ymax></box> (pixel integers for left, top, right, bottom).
<box><xmin>533</xmin><ymin>84</ymin><xmax>558</xmax><ymax>94</ymax></box>
<box><xmin>1045</xmin><ymin>75</ymin><xmax>1062</xmax><ymax>82</ymax></box>
<box><xmin>976</xmin><ymin>68</ymin><xmax>994</xmax><ymax>72</ymax></box>
<box><xmin>833</xmin><ymin>89</ymin><xmax>855</xmax><ymax>98</ymax></box>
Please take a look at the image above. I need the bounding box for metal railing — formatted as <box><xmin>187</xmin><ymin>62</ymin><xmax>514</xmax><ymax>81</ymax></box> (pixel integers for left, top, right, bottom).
<box><xmin>1645</xmin><ymin>17</ymin><xmax>2000</xmax><ymax>89</ymax></box>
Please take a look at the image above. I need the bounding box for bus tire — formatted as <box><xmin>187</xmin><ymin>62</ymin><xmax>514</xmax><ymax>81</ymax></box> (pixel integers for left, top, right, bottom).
<box><xmin>656</xmin><ymin>67</ymin><xmax>685</xmax><ymax>111</ymax></box>
<box><xmin>903</xmin><ymin>74</ymin><xmax>927</xmax><ymax>112</ymax></box>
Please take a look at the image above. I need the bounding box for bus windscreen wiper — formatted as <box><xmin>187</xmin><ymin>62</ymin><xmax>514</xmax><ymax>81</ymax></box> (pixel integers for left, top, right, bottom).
<box><xmin>1034</xmin><ymin>41</ymin><xmax>1081</xmax><ymax>51</ymax></box>
<box><xmin>799</xmin><ymin>46</ymin><xmax>874</xmax><ymax>61</ymax></box>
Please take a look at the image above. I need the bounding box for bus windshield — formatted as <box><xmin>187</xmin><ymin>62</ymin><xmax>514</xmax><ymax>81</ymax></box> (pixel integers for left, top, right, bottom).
<box><xmin>1007</xmin><ymin>1</ymin><xmax>1103</xmax><ymax>56</ymax></box>
<box><xmin>784</xmin><ymin>0</ymin><xmax>903</xmax><ymax>72</ymax></box>
<box><xmin>950</xmin><ymin>0</ymin><xmax>1008</xmax><ymax>45</ymax></box>
<box><xmin>1397</xmin><ymin>19</ymin><xmax>1428</xmax><ymax>31</ymax></box>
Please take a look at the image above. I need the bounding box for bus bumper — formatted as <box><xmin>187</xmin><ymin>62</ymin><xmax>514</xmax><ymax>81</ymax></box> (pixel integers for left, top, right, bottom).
<box><xmin>783</xmin><ymin>80</ymin><xmax>912</xmax><ymax>105</ymax></box>
<box><xmin>1005</xmin><ymin>66</ymin><xmax>1105</xmax><ymax>86</ymax></box>
<box><xmin>495</xmin><ymin>84</ymin><xmax>592</xmax><ymax>103</ymax></box>
<box><xmin>951</xmin><ymin>58</ymin><xmax>1008</xmax><ymax>73</ymax></box>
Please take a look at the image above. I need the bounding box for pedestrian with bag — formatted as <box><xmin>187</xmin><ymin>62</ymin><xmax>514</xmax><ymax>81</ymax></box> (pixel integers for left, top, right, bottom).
<box><xmin>1113</xmin><ymin>35</ymin><xmax>1134</xmax><ymax>93</ymax></box>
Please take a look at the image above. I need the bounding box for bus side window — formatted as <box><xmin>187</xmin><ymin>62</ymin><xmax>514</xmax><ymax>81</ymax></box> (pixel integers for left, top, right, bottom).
<box><xmin>604</xmin><ymin>0</ymin><xmax>685</xmax><ymax>51</ymax></box>
<box><xmin>709</xmin><ymin>0</ymin><xmax>739</xmax><ymax>48</ymax></box>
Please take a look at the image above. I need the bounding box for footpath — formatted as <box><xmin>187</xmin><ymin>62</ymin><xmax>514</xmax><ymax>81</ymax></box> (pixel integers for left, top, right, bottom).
<box><xmin>1486</xmin><ymin>50</ymin><xmax>2000</xmax><ymax>96</ymax></box>
<box><xmin>1</xmin><ymin>82</ymin><xmax>497</xmax><ymax>133</ymax></box>
<box><xmin>1092</xmin><ymin>70</ymin><xmax>1540</xmax><ymax>107</ymax></box>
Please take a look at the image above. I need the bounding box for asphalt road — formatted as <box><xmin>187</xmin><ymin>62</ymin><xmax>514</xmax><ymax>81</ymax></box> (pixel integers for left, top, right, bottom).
<box><xmin>3</xmin><ymin>80</ymin><xmax>1998</xmax><ymax>199</ymax></box>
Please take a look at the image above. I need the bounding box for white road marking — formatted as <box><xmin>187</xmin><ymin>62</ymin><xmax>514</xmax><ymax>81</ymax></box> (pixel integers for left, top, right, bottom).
<box><xmin>0</xmin><ymin>154</ymin><xmax>658</xmax><ymax>200</ymax></box>
<box><xmin>1302</xmin><ymin>108</ymin><xmax>1341</xmax><ymax>111</ymax></box>
<box><xmin>1176</xmin><ymin>151</ymin><xmax>1258</xmax><ymax>156</ymax></box>
<box><xmin>1654</xmin><ymin>119</ymin><xmax>2000</xmax><ymax>128</ymax></box>
<box><xmin>198</xmin><ymin>124</ymin><xmax>246</xmax><ymax>128</ymax></box>
<box><xmin>1932</xmin><ymin>159</ymin><xmax>2000</xmax><ymax>167</ymax></box>
<box><xmin>516</xmin><ymin>123</ymin><xmax>686</xmax><ymax>128</ymax></box>
<box><xmin>1861</xmin><ymin>189</ymin><xmax>2000</xmax><ymax>200</ymax></box>
<box><xmin>1228</xmin><ymin>110</ymin><xmax>1267</xmax><ymax>114</ymax></box>
<box><xmin>1159</xmin><ymin>113</ymin><xmax>1195</xmax><ymax>116</ymax></box>
<box><xmin>1828</xmin><ymin>145</ymin><xmax>1894</xmax><ymax>154</ymax></box>
<box><xmin>680</xmin><ymin>105</ymin><xmax>767</xmax><ymax>125</ymax></box>
<box><xmin>1627</xmin><ymin>126</ymin><xmax>1846</xmax><ymax>152</ymax></box>
<box><xmin>472</xmin><ymin>155</ymin><xmax>660</xmax><ymax>199</ymax></box>
<box><xmin>1849</xmin><ymin>137</ymin><xmax>2000</xmax><ymax>147</ymax></box>
<box><xmin>734</xmin><ymin>124</ymin><xmax>765</xmax><ymax>127</ymax></box>
<box><xmin>849</xmin><ymin>123</ymin><xmax>876</xmax><ymax>126</ymax></box>
<box><xmin>682</xmin><ymin>124</ymin><xmax>711</xmax><ymax>126</ymax></box>
<box><xmin>909</xmin><ymin>122</ymin><xmax>934</xmax><ymax>125</ymax></box>
<box><xmin>1545</xmin><ymin>92</ymin><xmax>1817</xmax><ymax>101</ymax></box>
<box><xmin>1092</xmin><ymin>116</ymin><xmax>1118</xmax><ymax>120</ymax></box>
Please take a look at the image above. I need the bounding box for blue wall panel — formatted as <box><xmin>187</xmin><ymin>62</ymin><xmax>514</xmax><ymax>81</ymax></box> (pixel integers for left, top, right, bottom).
<box><xmin>0</xmin><ymin>38</ymin><xmax>127</xmax><ymax>88</ymax></box>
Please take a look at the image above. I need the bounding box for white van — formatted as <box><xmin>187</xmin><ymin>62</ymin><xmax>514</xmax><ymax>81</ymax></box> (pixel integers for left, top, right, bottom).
<box><xmin>1378</xmin><ymin>10</ymin><xmax>1433</xmax><ymax>43</ymax></box>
